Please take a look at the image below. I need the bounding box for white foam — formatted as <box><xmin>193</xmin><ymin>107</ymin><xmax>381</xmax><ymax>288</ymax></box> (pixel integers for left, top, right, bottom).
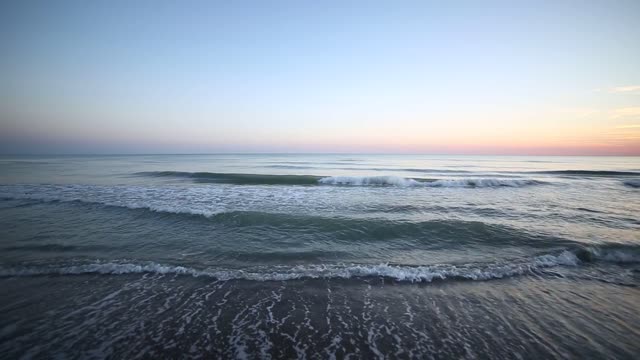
<box><xmin>0</xmin><ymin>250</ymin><xmax>587</xmax><ymax>283</ymax></box>
<box><xmin>587</xmin><ymin>247</ymin><xmax>640</xmax><ymax>263</ymax></box>
<box><xmin>425</xmin><ymin>178</ymin><xmax>542</xmax><ymax>188</ymax></box>
<box><xmin>318</xmin><ymin>176</ymin><xmax>422</xmax><ymax>187</ymax></box>
<box><xmin>534</xmin><ymin>250</ymin><xmax>579</xmax><ymax>266</ymax></box>
<box><xmin>0</xmin><ymin>263</ymin><xmax>200</xmax><ymax>277</ymax></box>
<box><xmin>317</xmin><ymin>176</ymin><xmax>541</xmax><ymax>188</ymax></box>
<box><xmin>0</xmin><ymin>184</ymin><xmax>231</xmax><ymax>218</ymax></box>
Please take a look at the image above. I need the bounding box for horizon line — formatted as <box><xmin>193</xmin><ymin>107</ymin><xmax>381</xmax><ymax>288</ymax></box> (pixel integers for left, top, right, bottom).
<box><xmin>1</xmin><ymin>152</ymin><xmax>639</xmax><ymax>157</ymax></box>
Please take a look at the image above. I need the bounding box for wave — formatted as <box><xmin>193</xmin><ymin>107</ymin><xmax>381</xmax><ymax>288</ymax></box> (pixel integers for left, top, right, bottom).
<box><xmin>318</xmin><ymin>176</ymin><xmax>425</xmax><ymax>187</ymax></box>
<box><xmin>623</xmin><ymin>179</ymin><xmax>640</xmax><ymax>188</ymax></box>
<box><xmin>0</xmin><ymin>196</ymin><xmax>567</xmax><ymax>247</ymax></box>
<box><xmin>1</xmin><ymin>243</ymin><xmax>109</xmax><ymax>252</ymax></box>
<box><xmin>138</xmin><ymin>171</ymin><xmax>322</xmax><ymax>185</ymax></box>
<box><xmin>534</xmin><ymin>170</ymin><xmax>640</xmax><ymax>176</ymax></box>
<box><xmin>265</xmin><ymin>165</ymin><xmax>315</xmax><ymax>169</ymax></box>
<box><xmin>424</xmin><ymin>178</ymin><xmax>542</xmax><ymax>187</ymax></box>
<box><xmin>2</xmin><ymin>244</ymin><xmax>80</xmax><ymax>252</ymax></box>
<box><xmin>138</xmin><ymin>171</ymin><xmax>543</xmax><ymax>188</ymax></box>
<box><xmin>576</xmin><ymin>246</ymin><xmax>640</xmax><ymax>263</ymax></box>
<box><xmin>318</xmin><ymin>176</ymin><xmax>543</xmax><ymax>188</ymax></box>
<box><xmin>386</xmin><ymin>168</ymin><xmax>471</xmax><ymax>174</ymax></box>
<box><xmin>1</xmin><ymin>246</ymin><xmax>636</xmax><ymax>282</ymax></box>
<box><xmin>267</xmin><ymin>166</ymin><xmax>472</xmax><ymax>174</ymax></box>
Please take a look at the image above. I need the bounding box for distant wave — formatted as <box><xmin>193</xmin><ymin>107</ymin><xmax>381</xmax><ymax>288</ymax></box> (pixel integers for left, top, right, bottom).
<box><xmin>265</xmin><ymin>165</ymin><xmax>315</xmax><ymax>169</ymax></box>
<box><xmin>623</xmin><ymin>179</ymin><xmax>640</xmax><ymax>188</ymax></box>
<box><xmin>376</xmin><ymin>168</ymin><xmax>471</xmax><ymax>174</ymax></box>
<box><xmin>534</xmin><ymin>170</ymin><xmax>640</xmax><ymax>176</ymax></box>
<box><xmin>139</xmin><ymin>171</ymin><xmax>322</xmax><ymax>185</ymax></box>
<box><xmin>138</xmin><ymin>171</ymin><xmax>543</xmax><ymax>188</ymax></box>
<box><xmin>1</xmin><ymin>246</ymin><xmax>637</xmax><ymax>283</ymax></box>
<box><xmin>266</xmin><ymin>165</ymin><xmax>472</xmax><ymax>173</ymax></box>
<box><xmin>258</xmin><ymin>169</ymin><xmax>639</xmax><ymax>177</ymax></box>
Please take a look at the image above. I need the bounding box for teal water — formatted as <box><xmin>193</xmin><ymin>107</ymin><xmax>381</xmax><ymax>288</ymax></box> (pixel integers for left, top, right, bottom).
<box><xmin>1</xmin><ymin>154</ymin><xmax>639</xmax><ymax>358</ymax></box>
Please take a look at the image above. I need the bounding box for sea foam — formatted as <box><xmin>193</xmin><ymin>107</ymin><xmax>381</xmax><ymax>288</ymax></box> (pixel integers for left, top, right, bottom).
<box><xmin>318</xmin><ymin>176</ymin><xmax>422</xmax><ymax>187</ymax></box>
<box><xmin>2</xmin><ymin>247</ymin><xmax>633</xmax><ymax>283</ymax></box>
<box><xmin>137</xmin><ymin>171</ymin><xmax>543</xmax><ymax>187</ymax></box>
<box><xmin>318</xmin><ymin>176</ymin><xmax>542</xmax><ymax>188</ymax></box>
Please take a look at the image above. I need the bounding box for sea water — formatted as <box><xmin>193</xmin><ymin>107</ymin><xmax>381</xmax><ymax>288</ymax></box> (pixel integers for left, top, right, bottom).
<box><xmin>0</xmin><ymin>154</ymin><xmax>639</xmax><ymax>358</ymax></box>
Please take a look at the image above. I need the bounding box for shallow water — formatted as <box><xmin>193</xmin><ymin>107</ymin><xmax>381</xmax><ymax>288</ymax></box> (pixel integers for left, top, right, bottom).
<box><xmin>1</xmin><ymin>154</ymin><xmax>639</xmax><ymax>358</ymax></box>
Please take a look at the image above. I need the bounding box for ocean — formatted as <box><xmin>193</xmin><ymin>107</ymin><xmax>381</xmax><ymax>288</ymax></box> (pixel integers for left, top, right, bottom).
<box><xmin>0</xmin><ymin>154</ymin><xmax>639</xmax><ymax>359</ymax></box>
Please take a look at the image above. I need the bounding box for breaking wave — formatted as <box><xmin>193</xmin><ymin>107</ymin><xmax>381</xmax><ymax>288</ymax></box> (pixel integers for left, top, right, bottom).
<box><xmin>318</xmin><ymin>176</ymin><xmax>543</xmax><ymax>188</ymax></box>
<box><xmin>424</xmin><ymin>178</ymin><xmax>543</xmax><ymax>188</ymax></box>
<box><xmin>318</xmin><ymin>176</ymin><xmax>425</xmax><ymax>187</ymax></box>
<box><xmin>1</xmin><ymin>247</ymin><xmax>637</xmax><ymax>282</ymax></box>
<box><xmin>138</xmin><ymin>171</ymin><xmax>544</xmax><ymax>187</ymax></box>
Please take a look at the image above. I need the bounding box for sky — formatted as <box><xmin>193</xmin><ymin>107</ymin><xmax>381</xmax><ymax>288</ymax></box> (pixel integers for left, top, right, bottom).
<box><xmin>1</xmin><ymin>0</ymin><xmax>639</xmax><ymax>155</ymax></box>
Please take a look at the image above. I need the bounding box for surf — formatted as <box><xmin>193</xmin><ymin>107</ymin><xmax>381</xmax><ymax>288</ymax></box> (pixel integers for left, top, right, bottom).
<box><xmin>137</xmin><ymin>171</ymin><xmax>545</xmax><ymax>187</ymax></box>
<box><xmin>2</xmin><ymin>245</ymin><xmax>637</xmax><ymax>283</ymax></box>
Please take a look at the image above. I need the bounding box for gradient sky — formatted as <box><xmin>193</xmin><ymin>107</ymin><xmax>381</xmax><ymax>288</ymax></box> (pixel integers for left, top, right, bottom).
<box><xmin>1</xmin><ymin>0</ymin><xmax>639</xmax><ymax>155</ymax></box>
